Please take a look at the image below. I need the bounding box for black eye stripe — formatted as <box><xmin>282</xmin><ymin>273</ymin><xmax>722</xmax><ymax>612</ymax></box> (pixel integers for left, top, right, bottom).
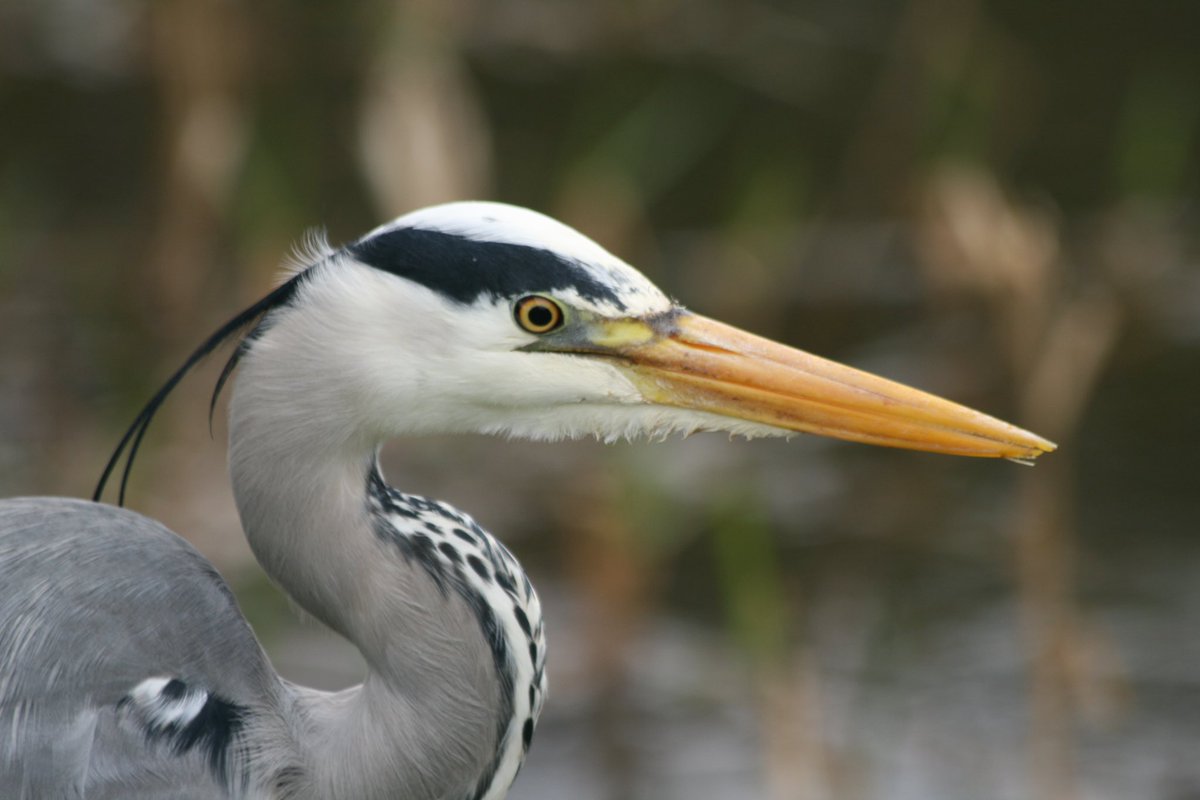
<box><xmin>350</xmin><ymin>228</ymin><xmax>628</xmax><ymax>310</ymax></box>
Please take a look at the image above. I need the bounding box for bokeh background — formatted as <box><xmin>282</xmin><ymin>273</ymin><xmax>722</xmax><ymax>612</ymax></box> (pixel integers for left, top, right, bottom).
<box><xmin>2</xmin><ymin>1</ymin><xmax>1198</xmax><ymax>798</ymax></box>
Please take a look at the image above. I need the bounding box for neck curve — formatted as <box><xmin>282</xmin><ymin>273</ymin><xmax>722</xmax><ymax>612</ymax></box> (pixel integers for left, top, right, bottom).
<box><xmin>227</xmin><ymin>336</ymin><xmax>507</xmax><ymax>800</ymax></box>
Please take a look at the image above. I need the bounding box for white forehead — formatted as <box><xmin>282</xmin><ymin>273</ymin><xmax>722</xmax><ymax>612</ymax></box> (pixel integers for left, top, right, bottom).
<box><xmin>382</xmin><ymin>202</ymin><xmax>618</xmax><ymax>265</ymax></box>
<box><xmin>369</xmin><ymin>201</ymin><xmax>672</xmax><ymax>315</ymax></box>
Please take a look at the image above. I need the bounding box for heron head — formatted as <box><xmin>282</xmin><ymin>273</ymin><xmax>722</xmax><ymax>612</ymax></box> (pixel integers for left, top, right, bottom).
<box><xmin>255</xmin><ymin>201</ymin><xmax>1053</xmax><ymax>460</ymax></box>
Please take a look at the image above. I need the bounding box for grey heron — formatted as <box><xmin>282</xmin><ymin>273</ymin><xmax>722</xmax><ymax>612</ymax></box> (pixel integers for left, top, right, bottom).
<box><xmin>0</xmin><ymin>202</ymin><xmax>1054</xmax><ymax>799</ymax></box>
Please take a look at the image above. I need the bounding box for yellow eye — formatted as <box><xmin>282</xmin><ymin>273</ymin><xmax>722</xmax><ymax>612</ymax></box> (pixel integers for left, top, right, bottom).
<box><xmin>514</xmin><ymin>295</ymin><xmax>564</xmax><ymax>334</ymax></box>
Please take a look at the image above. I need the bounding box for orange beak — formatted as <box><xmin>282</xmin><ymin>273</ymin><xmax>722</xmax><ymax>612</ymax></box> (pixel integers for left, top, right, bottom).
<box><xmin>601</xmin><ymin>311</ymin><xmax>1055</xmax><ymax>460</ymax></box>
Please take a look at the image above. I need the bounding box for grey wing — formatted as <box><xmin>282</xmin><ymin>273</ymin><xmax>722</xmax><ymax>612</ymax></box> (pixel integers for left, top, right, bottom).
<box><xmin>0</xmin><ymin>497</ymin><xmax>286</xmax><ymax>799</ymax></box>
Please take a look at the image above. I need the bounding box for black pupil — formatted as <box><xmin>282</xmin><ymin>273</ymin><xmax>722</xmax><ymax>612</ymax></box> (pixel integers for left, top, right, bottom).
<box><xmin>526</xmin><ymin>304</ymin><xmax>554</xmax><ymax>329</ymax></box>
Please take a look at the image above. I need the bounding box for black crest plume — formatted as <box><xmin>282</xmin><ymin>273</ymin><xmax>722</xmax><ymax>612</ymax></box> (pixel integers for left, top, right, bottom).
<box><xmin>94</xmin><ymin>274</ymin><xmax>308</xmax><ymax>506</ymax></box>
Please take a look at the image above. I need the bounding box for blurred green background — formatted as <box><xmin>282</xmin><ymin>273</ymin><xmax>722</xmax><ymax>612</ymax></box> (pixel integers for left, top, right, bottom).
<box><xmin>2</xmin><ymin>1</ymin><xmax>1198</xmax><ymax>798</ymax></box>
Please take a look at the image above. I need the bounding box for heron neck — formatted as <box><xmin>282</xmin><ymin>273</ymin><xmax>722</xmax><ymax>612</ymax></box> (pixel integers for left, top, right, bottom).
<box><xmin>227</xmin><ymin>390</ymin><xmax>371</xmax><ymax>638</ymax></box>
<box><xmin>227</xmin><ymin>364</ymin><xmax>504</xmax><ymax>799</ymax></box>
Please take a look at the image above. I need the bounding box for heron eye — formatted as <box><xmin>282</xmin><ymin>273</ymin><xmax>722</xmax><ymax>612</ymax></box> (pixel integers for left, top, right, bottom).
<box><xmin>514</xmin><ymin>296</ymin><xmax>564</xmax><ymax>334</ymax></box>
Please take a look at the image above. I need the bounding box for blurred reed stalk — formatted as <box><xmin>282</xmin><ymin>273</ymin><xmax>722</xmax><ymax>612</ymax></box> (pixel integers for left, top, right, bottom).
<box><xmin>146</xmin><ymin>0</ymin><xmax>249</xmax><ymax>343</ymax></box>
<box><xmin>357</xmin><ymin>0</ymin><xmax>492</xmax><ymax>216</ymax></box>
<box><xmin>918</xmin><ymin>165</ymin><xmax>1125</xmax><ymax>800</ymax></box>
<box><xmin>710</xmin><ymin>492</ymin><xmax>836</xmax><ymax>800</ymax></box>
<box><xmin>118</xmin><ymin>0</ymin><xmax>256</xmax><ymax>571</ymax></box>
<box><xmin>558</xmin><ymin>467</ymin><xmax>654</xmax><ymax>800</ymax></box>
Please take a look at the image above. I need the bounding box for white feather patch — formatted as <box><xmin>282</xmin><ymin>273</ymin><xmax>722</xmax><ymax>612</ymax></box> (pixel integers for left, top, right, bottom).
<box><xmin>127</xmin><ymin>676</ymin><xmax>208</xmax><ymax>728</ymax></box>
<box><xmin>283</xmin><ymin>227</ymin><xmax>335</xmax><ymax>275</ymax></box>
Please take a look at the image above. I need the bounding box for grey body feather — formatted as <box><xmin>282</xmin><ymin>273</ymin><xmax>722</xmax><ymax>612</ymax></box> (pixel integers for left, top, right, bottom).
<box><xmin>0</xmin><ymin>491</ymin><xmax>526</xmax><ymax>799</ymax></box>
<box><xmin>0</xmin><ymin>497</ymin><xmax>285</xmax><ymax>798</ymax></box>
